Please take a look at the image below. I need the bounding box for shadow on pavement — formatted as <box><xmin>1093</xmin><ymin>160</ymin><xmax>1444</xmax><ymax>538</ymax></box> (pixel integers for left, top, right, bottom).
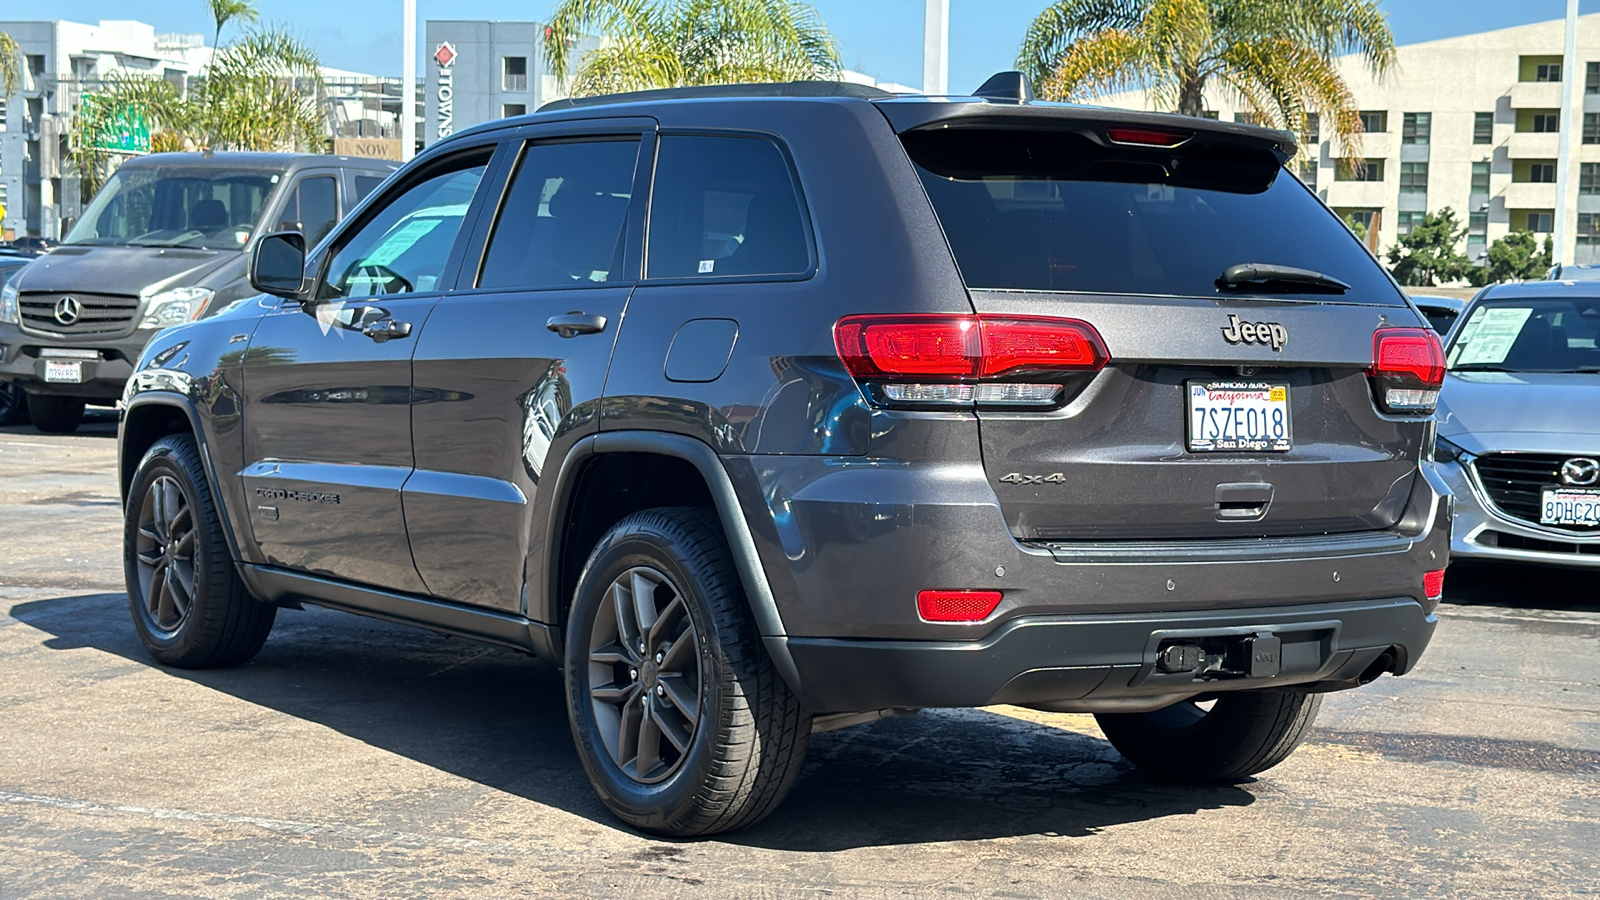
<box><xmin>0</xmin><ymin>407</ymin><xmax>118</xmax><ymax>439</ymax></box>
<box><xmin>1442</xmin><ymin>560</ymin><xmax>1600</xmax><ymax>614</ymax></box>
<box><xmin>10</xmin><ymin>590</ymin><xmax>1256</xmax><ymax>849</ymax></box>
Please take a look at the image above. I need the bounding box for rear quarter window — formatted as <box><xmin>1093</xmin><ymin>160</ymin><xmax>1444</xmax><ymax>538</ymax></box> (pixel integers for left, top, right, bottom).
<box><xmin>903</xmin><ymin>127</ymin><xmax>1407</xmax><ymax>304</ymax></box>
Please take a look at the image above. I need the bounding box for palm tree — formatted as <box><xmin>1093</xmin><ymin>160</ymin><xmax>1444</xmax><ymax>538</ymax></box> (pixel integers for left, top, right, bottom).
<box><xmin>1017</xmin><ymin>0</ymin><xmax>1395</xmax><ymax>157</ymax></box>
<box><xmin>207</xmin><ymin>0</ymin><xmax>259</xmax><ymax>57</ymax></box>
<box><xmin>544</xmin><ymin>0</ymin><xmax>842</xmax><ymax>98</ymax></box>
<box><xmin>1</xmin><ymin>30</ymin><xmax>19</xmax><ymax>98</ymax></box>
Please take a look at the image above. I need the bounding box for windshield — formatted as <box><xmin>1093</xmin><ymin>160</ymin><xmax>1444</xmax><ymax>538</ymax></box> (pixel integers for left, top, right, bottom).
<box><xmin>65</xmin><ymin>164</ymin><xmax>284</xmax><ymax>250</ymax></box>
<box><xmin>902</xmin><ymin>127</ymin><xmax>1407</xmax><ymax>303</ymax></box>
<box><xmin>1447</xmin><ymin>297</ymin><xmax>1600</xmax><ymax>373</ymax></box>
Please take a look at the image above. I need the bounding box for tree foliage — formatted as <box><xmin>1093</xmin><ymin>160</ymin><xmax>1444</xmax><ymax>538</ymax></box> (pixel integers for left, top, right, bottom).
<box><xmin>207</xmin><ymin>0</ymin><xmax>259</xmax><ymax>54</ymax></box>
<box><xmin>544</xmin><ymin>0</ymin><xmax>842</xmax><ymax>97</ymax></box>
<box><xmin>1469</xmin><ymin>231</ymin><xmax>1553</xmax><ymax>286</ymax></box>
<box><xmin>1017</xmin><ymin>0</ymin><xmax>1395</xmax><ymax>158</ymax></box>
<box><xmin>1385</xmin><ymin>208</ymin><xmax>1473</xmax><ymax>286</ymax></box>
<box><xmin>0</xmin><ymin>30</ymin><xmax>18</xmax><ymax>99</ymax></box>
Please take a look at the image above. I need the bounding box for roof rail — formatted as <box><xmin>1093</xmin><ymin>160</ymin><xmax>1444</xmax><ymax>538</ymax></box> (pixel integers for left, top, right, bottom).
<box><xmin>538</xmin><ymin>80</ymin><xmax>894</xmax><ymax>112</ymax></box>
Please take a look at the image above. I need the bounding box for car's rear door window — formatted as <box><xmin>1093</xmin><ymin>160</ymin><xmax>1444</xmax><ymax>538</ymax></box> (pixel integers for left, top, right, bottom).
<box><xmin>645</xmin><ymin>135</ymin><xmax>812</xmax><ymax>280</ymax></box>
<box><xmin>477</xmin><ymin>138</ymin><xmax>641</xmax><ymax>289</ymax></box>
<box><xmin>903</xmin><ymin>127</ymin><xmax>1407</xmax><ymax>304</ymax></box>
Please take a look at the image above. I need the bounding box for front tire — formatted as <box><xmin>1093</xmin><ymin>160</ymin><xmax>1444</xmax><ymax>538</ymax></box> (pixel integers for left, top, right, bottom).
<box><xmin>1095</xmin><ymin>690</ymin><xmax>1322</xmax><ymax>782</ymax></box>
<box><xmin>25</xmin><ymin>393</ymin><xmax>85</xmax><ymax>434</ymax></box>
<box><xmin>124</xmin><ymin>434</ymin><xmax>275</xmax><ymax>668</ymax></box>
<box><xmin>0</xmin><ymin>382</ymin><xmax>29</xmax><ymax>426</ymax></box>
<box><xmin>565</xmin><ymin>507</ymin><xmax>811</xmax><ymax>836</ymax></box>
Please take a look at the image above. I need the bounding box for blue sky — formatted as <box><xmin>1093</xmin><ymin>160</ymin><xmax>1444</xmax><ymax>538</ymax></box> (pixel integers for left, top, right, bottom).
<box><xmin>26</xmin><ymin>0</ymin><xmax>1600</xmax><ymax>89</ymax></box>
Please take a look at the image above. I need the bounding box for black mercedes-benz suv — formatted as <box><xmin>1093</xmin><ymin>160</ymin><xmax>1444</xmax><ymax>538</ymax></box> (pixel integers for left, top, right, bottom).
<box><xmin>117</xmin><ymin>75</ymin><xmax>1450</xmax><ymax>836</ymax></box>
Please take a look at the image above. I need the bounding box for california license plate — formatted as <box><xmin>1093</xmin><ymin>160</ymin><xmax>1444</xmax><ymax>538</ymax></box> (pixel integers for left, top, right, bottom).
<box><xmin>44</xmin><ymin>360</ymin><xmax>83</xmax><ymax>384</ymax></box>
<box><xmin>1541</xmin><ymin>487</ymin><xmax>1600</xmax><ymax>527</ymax></box>
<box><xmin>1187</xmin><ymin>381</ymin><xmax>1292</xmax><ymax>452</ymax></box>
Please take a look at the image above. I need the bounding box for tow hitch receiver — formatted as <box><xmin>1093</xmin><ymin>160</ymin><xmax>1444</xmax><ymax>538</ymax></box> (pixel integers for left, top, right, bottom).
<box><xmin>1145</xmin><ymin>627</ymin><xmax>1316</xmax><ymax>686</ymax></box>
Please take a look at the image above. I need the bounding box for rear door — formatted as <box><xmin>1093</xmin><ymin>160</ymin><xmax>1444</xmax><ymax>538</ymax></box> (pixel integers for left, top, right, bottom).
<box><xmin>898</xmin><ymin>122</ymin><xmax>1429</xmax><ymax>540</ymax></box>
<box><xmin>404</xmin><ymin>121</ymin><xmax>650</xmax><ymax>612</ymax></box>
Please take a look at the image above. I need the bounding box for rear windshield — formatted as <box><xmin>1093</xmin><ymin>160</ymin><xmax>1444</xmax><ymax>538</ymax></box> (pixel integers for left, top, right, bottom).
<box><xmin>903</xmin><ymin>128</ymin><xmax>1406</xmax><ymax>304</ymax></box>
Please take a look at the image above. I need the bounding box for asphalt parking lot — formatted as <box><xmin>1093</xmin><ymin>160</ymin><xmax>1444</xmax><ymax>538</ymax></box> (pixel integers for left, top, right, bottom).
<box><xmin>1</xmin><ymin>417</ymin><xmax>1597</xmax><ymax>898</ymax></box>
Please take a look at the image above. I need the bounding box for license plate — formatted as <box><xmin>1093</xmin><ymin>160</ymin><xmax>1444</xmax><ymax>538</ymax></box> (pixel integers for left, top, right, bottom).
<box><xmin>1187</xmin><ymin>381</ymin><xmax>1292</xmax><ymax>453</ymax></box>
<box><xmin>1541</xmin><ymin>487</ymin><xmax>1600</xmax><ymax>527</ymax></box>
<box><xmin>44</xmin><ymin>360</ymin><xmax>83</xmax><ymax>384</ymax></box>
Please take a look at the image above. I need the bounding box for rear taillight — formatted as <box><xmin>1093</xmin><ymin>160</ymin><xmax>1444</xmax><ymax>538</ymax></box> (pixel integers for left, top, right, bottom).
<box><xmin>835</xmin><ymin>314</ymin><xmax>1107</xmax><ymax>409</ymax></box>
<box><xmin>1368</xmin><ymin>327</ymin><xmax>1444</xmax><ymax>415</ymax></box>
<box><xmin>917</xmin><ymin>590</ymin><xmax>1003</xmax><ymax>623</ymax></box>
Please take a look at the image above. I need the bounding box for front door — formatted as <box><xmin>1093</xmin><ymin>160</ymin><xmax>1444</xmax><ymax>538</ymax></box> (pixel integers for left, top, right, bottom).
<box><xmin>239</xmin><ymin>147</ymin><xmax>495</xmax><ymax>593</ymax></box>
<box><xmin>406</xmin><ymin>130</ymin><xmax>649</xmax><ymax>611</ymax></box>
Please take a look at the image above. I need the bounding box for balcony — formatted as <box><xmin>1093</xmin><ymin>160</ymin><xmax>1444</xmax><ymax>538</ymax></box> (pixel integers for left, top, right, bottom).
<box><xmin>1502</xmin><ymin>181</ymin><xmax>1558</xmax><ymax>208</ymax></box>
<box><xmin>1324</xmin><ymin>179</ymin><xmax>1388</xmax><ymax>208</ymax></box>
<box><xmin>1507</xmin><ymin>131</ymin><xmax>1560</xmax><ymax>158</ymax></box>
<box><xmin>1509</xmin><ymin>80</ymin><xmax>1564</xmax><ymax>109</ymax></box>
<box><xmin>1328</xmin><ymin>132</ymin><xmax>1390</xmax><ymax>159</ymax></box>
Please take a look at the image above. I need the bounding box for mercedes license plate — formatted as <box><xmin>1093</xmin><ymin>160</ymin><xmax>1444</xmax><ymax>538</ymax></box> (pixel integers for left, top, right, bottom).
<box><xmin>1541</xmin><ymin>487</ymin><xmax>1600</xmax><ymax>527</ymax></box>
<box><xmin>1187</xmin><ymin>381</ymin><xmax>1291</xmax><ymax>453</ymax></box>
<box><xmin>44</xmin><ymin>360</ymin><xmax>83</xmax><ymax>384</ymax></box>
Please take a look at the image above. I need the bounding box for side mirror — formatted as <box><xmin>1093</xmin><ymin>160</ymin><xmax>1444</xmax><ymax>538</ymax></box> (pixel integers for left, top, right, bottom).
<box><xmin>250</xmin><ymin>231</ymin><xmax>311</xmax><ymax>299</ymax></box>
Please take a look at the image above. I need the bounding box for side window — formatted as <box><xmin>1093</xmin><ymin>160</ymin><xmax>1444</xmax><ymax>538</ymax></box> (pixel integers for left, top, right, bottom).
<box><xmin>478</xmin><ymin>138</ymin><xmax>640</xmax><ymax>289</ymax></box>
<box><xmin>353</xmin><ymin>174</ymin><xmax>387</xmax><ymax>203</ymax></box>
<box><xmin>279</xmin><ymin>175</ymin><xmax>339</xmax><ymax>247</ymax></box>
<box><xmin>321</xmin><ymin>155</ymin><xmax>488</xmax><ymax>300</ymax></box>
<box><xmin>646</xmin><ymin>135</ymin><xmax>811</xmax><ymax>279</ymax></box>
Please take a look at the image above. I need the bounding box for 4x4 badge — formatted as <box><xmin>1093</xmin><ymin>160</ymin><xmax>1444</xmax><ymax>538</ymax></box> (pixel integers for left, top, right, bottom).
<box><xmin>1221</xmin><ymin>315</ymin><xmax>1287</xmax><ymax>351</ymax></box>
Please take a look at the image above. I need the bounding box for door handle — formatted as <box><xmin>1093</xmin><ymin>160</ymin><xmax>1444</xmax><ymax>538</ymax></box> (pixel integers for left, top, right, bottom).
<box><xmin>546</xmin><ymin>312</ymin><xmax>607</xmax><ymax>339</ymax></box>
<box><xmin>361</xmin><ymin>318</ymin><xmax>413</xmax><ymax>343</ymax></box>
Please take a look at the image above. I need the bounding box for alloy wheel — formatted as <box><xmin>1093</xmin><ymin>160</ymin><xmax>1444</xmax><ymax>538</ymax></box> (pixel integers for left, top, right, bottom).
<box><xmin>587</xmin><ymin>566</ymin><xmax>703</xmax><ymax>784</ymax></box>
<box><xmin>133</xmin><ymin>475</ymin><xmax>198</xmax><ymax>636</ymax></box>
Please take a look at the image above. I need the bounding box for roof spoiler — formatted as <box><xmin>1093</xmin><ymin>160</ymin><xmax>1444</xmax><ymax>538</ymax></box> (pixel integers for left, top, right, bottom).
<box><xmin>973</xmin><ymin>71</ymin><xmax>1034</xmax><ymax>104</ymax></box>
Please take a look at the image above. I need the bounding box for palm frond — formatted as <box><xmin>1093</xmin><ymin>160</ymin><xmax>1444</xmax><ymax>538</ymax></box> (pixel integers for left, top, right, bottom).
<box><xmin>1015</xmin><ymin>0</ymin><xmax>1148</xmax><ymax>85</ymax></box>
<box><xmin>1035</xmin><ymin>29</ymin><xmax>1151</xmax><ymax>102</ymax></box>
<box><xmin>0</xmin><ymin>31</ymin><xmax>18</xmax><ymax>98</ymax></box>
<box><xmin>545</xmin><ymin>0</ymin><xmax>658</xmax><ymax>84</ymax></box>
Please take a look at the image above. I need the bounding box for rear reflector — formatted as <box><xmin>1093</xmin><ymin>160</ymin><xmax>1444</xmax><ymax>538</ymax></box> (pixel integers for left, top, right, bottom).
<box><xmin>1423</xmin><ymin>569</ymin><xmax>1445</xmax><ymax>600</ymax></box>
<box><xmin>917</xmin><ymin>590</ymin><xmax>1003</xmax><ymax>623</ymax></box>
<box><xmin>1369</xmin><ymin>327</ymin><xmax>1445</xmax><ymax>414</ymax></box>
<box><xmin>1106</xmin><ymin>126</ymin><xmax>1190</xmax><ymax>147</ymax></box>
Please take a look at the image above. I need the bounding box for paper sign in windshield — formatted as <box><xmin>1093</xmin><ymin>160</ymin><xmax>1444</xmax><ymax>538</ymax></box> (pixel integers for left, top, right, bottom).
<box><xmin>1454</xmin><ymin>307</ymin><xmax>1533</xmax><ymax>366</ymax></box>
<box><xmin>366</xmin><ymin>218</ymin><xmax>442</xmax><ymax>268</ymax></box>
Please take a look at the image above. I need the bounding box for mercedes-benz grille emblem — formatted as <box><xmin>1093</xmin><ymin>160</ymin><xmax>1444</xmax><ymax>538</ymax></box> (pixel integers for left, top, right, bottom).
<box><xmin>53</xmin><ymin>296</ymin><xmax>82</xmax><ymax>326</ymax></box>
<box><xmin>1560</xmin><ymin>457</ymin><xmax>1600</xmax><ymax>487</ymax></box>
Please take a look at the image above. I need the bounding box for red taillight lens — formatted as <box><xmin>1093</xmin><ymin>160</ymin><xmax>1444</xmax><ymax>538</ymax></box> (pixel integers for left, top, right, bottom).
<box><xmin>917</xmin><ymin>590</ymin><xmax>1003</xmax><ymax>623</ymax></box>
<box><xmin>1106</xmin><ymin>126</ymin><xmax>1190</xmax><ymax>147</ymax></box>
<box><xmin>1423</xmin><ymin>568</ymin><xmax>1445</xmax><ymax>600</ymax></box>
<box><xmin>978</xmin><ymin>317</ymin><xmax>1107</xmax><ymax>376</ymax></box>
<box><xmin>1368</xmin><ymin>327</ymin><xmax>1445</xmax><ymax>414</ymax></box>
<box><xmin>835</xmin><ymin>314</ymin><xmax>1107</xmax><ymax>387</ymax></box>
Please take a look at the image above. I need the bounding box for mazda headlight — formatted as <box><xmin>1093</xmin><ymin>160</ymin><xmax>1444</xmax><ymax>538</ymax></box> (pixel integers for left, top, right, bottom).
<box><xmin>0</xmin><ymin>281</ymin><xmax>18</xmax><ymax>325</ymax></box>
<box><xmin>139</xmin><ymin>287</ymin><xmax>214</xmax><ymax>330</ymax></box>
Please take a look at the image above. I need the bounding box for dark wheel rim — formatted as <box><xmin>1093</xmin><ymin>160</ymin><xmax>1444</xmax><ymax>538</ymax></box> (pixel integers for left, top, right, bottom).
<box><xmin>588</xmin><ymin>565</ymin><xmax>702</xmax><ymax>784</ymax></box>
<box><xmin>133</xmin><ymin>475</ymin><xmax>197</xmax><ymax>637</ymax></box>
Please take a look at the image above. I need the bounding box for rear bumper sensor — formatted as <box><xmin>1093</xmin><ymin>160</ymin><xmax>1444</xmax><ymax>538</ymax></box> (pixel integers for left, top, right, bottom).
<box><xmin>1215</xmin><ymin>481</ymin><xmax>1273</xmax><ymax>521</ymax></box>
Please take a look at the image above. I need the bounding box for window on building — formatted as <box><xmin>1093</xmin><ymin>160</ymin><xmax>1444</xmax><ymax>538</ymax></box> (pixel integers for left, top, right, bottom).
<box><xmin>1536</xmin><ymin>62</ymin><xmax>1563</xmax><ymax>82</ymax></box>
<box><xmin>1578</xmin><ymin>213</ymin><xmax>1600</xmax><ymax>263</ymax></box>
<box><xmin>1583</xmin><ymin>163</ymin><xmax>1600</xmax><ymax>195</ymax></box>
<box><xmin>1343</xmin><ymin>209</ymin><xmax>1378</xmax><ymax>237</ymax></box>
<box><xmin>1533</xmin><ymin>112</ymin><xmax>1561</xmax><ymax>133</ymax></box>
<box><xmin>1527</xmin><ymin>162</ymin><xmax>1557</xmax><ymax>183</ymax></box>
<box><xmin>1401</xmin><ymin>112</ymin><xmax>1431</xmax><ymax>145</ymax></box>
<box><xmin>25</xmin><ymin>55</ymin><xmax>44</xmax><ymax>78</ymax></box>
<box><xmin>1468</xmin><ymin>211</ymin><xmax>1488</xmax><ymax>235</ymax></box>
<box><xmin>1336</xmin><ymin>158</ymin><xmax>1385</xmax><ymax>181</ymax></box>
<box><xmin>1399</xmin><ymin>162</ymin><xmax>1428</xmax><ymax>193</ymax></box>
<box><xmin>1303</xmin><ymin>112</ymin><xmax>1320</xmax><ymax>144</ymax></box>
<box><xmin>1358</xmin><ymin>110</ymin><xmax>1387</xmax><ymax>133</ymax></box>
<box><xmin>502</xmin><ymin>103</ymin><xmax>527</xmax><ymax>118</ymax></box>
<box><xmin>1590</xmin><ymin>62</ymin><xmax>1600</xmax><ymax>94</ymax></box>
<box><xmin>1586</xmin><ymin>113</ymin><xmax>1600</xmax><ymax>144</ymax></box>
<box><xmin>478</xmin><ymin>139</ymin><xmax>641</xmax><ymax>290</ymax></box>
<box><xmin>646</xmin><ymin>135</ymin><xmax>812</xmax><ymax>279</ymax></box>
<box><xmin>1526</xmin><ymin>211</ymin><xmax>1555</xmax><ymax>233</ymax></box>
<box><xmin>1471</xmin><ymin>161</ymin><xmax>1491</xmax><ymax>195</ymax></box>
<box><xmin>1396</xmin><ymin>211</ymin><xmax>1426</xmax><ymax>235</ymax></box>
<box><xmin>502</xmin><ymin>56</ymin><xmax>528</xmax><ymax>92</ymax></box>
<box><xmin>1298</xmin><ymin>158</ymin><xmax>1318</xmax><ymax>190</ymax></box>
<box><xmin>1472</xmin><ymin>112</ymin><xmax>1493</xmax><ymax>144</ymax></box>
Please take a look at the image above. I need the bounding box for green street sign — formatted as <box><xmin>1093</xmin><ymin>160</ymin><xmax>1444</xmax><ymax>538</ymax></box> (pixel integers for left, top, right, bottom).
<box><xmin>81</xmin><ymin>94</ymin><xmax>151</xmax><ymax>154</ymax></box>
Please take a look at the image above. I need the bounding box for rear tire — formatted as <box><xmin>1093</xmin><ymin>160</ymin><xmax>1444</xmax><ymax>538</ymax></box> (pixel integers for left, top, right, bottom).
<box><xmin>1095</xmin><ymin>690</ymin><xmax>1322</xmax><ymax>782</ymax></box>
<box><xmin>0</xmin><ymin>382</ymin><xmax>28</xmax><ymax>426</ymax></box>
<box><xmin>565</xmin><ymin>507</ymin><xmax>811</xmax><ymax>836</ymax></box>
<box><xmin>124</xmin><ymin>434</ymin><xmax>275</xmax><ymax>668</ymax></box>
<box><xmin>26</xmin><ymin>393</ymin><xmax>85</xmax><ymax>434</ymax></box>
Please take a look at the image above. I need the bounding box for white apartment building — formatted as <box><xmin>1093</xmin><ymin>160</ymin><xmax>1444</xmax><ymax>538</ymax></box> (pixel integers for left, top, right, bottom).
<box><xmin>1102</xmin><ymin>13</ymin><xmax>1600</xmax><ymax>268</ymax></box>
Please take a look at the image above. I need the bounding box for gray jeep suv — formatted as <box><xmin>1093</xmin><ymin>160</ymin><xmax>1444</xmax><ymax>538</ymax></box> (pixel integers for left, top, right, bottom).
<box><xmin>116</xmin><ymin>76</ymin><xmax>1450</xmax><ymax>836</ymax></box>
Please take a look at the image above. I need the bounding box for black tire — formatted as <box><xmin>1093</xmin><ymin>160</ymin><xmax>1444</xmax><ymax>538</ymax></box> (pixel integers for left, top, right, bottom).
<box><xmin>1095</xmin><ymin>690</ymin><xmax>1322</xmax><ymax>782</ymax></box>
<box><xmin>0</xmin><ymin>382</ymin><xmax>29</xmax><ymax>426</ymax></box>
<box><xmin>25</xmin><ymin>393</ymin><xmax>85</xmax><ymax>434</ymax></box>
<box><xmin>565</xmin><ymin>507</ymin><xmax>811</xmax><ymax>837</ymax></box>
<box><xmin>123</xmin><ymin>434</ymin><xmax>275</xmax><ymax>668</ymax></box>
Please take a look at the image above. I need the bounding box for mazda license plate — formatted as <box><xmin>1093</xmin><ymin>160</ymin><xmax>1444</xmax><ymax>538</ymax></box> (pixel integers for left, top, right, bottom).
<box><xmin>44</xmin><ymin>360</ymin><xmax>83</xmax><ymax>384</ymax></box>
<box><xmin>1187</xmin><ymin>381</ymin><xmax>1291</xmax><ymax>453</ymax></box>
<box><xmin>1541</xmin><ymin>487</ymin><xmax>1600</xmax><ymax>527</ymax></box>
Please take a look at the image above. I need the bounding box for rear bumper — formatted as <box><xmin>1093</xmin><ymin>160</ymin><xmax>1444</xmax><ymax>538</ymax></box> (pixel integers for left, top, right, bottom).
<box><xmin>775</xmin><ymin>597</ymin><xmax>1435</xmax><ymax>712</ymax></box>
<box><xmin>1439</xmin><ymin>457</ymin><xmax>1600</xmax><ymax>569</ymax></box>
<box><xmin>0</xmin><ymin>322</ymin><xmax>145</xmax><ymax>400</ymax></box>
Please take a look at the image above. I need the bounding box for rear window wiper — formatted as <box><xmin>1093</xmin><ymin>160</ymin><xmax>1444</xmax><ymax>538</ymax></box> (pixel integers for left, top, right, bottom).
<box><xmin>1217</xmin><ymin>263</ymin><xmax>1350</xmax><ymax>295</ymax></box>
